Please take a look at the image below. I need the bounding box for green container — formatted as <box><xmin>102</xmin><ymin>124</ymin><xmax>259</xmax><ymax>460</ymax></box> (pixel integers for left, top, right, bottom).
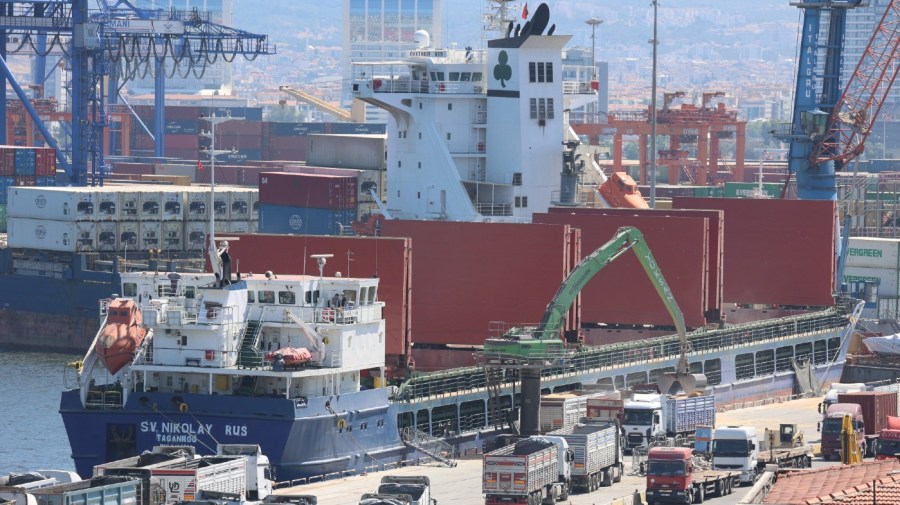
<box><xmin>865</xmin><ymin>191</ymin><xmax>900</xmax><ymax>202</ymax></box>
<box><xmin>693</xmin><ymin>186</ymin><xmax>724</xmax><ymax>198</ymax></box>
<box><xmin>0</xmin><ymin>204</ymin><xmax>6</xmax><ymax>233</ymax></box>
<box><xmin>724</xmin><ymin>182</ymin><xmax>782</xmax><ymax>199</ymax></box>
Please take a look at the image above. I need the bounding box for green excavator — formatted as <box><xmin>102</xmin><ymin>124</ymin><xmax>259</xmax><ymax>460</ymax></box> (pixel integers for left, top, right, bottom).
<box><xmin>482</xmin><ymin>226</ymin><xmax>706</xmax><ymax>395</ymax></box>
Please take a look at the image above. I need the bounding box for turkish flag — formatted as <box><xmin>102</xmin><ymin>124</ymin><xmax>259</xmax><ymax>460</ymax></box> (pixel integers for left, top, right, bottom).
<box><xmin>522</xmin><ymin>3</ymin><xmax>528</xmax><ymax>19</ymax></box>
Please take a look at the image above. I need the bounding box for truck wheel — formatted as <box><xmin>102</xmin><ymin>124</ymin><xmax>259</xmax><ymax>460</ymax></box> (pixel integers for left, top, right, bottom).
<box><xmin>694</xmin><ymin>487</ymin><xmax>705</xmax><ymax>504</ymax></box>
<box><xmin>614</xmin><ymin>463</ymin><xmax>623</xmax><ymax>483</ymax></box>
<box><xmin>601</xmin><ymin>468</ymin><xmax>612</xmax><ymax>487</ymax></box>
<box><xmin>715</xmin><ymin>482</ymin><xmax>723</xmax><ymax>497</ymax></box>
<box><xmin>560</xmin><ymin>484</ymin><xmax>569</xmax><ymax>501</ymax></box>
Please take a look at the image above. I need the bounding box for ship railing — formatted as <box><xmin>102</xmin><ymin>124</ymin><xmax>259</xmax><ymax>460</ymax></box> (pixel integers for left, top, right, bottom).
<box><xmin>394</xmin><ymin>307</ymin><xmax>851</xmax><ymax>402</ymax></box>
<box><xmin>84</xmin><ymin>386</ymin><xmax>124</xmax><ymax>409</ymax></box>
<box><xmin>562</xmin><ymin>79</ymin><xmax>597</xmax><ymax>95</ymax></box>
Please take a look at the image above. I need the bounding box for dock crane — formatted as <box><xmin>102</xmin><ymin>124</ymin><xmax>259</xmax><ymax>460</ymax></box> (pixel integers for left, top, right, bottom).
<box><xmin>777</xmin><ymin>0</ymin><xmax>900</xmax><ymax>199</ymax></box>
<box><xmin>0</xmin><ymin>0</ymin><xmax>275</xmax><ymax>185</ymax></box>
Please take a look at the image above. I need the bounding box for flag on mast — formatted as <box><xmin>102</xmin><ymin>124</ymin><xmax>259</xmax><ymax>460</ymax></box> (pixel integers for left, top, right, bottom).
<box><xmin>522</xmin><ymin>3</ymin><xmax>528</xmax><ymax>19</ymax></box>
<box><xmin>198</xmin><ymin>160</ymin><xmax>204</xmax><ymax>171</ymax></box>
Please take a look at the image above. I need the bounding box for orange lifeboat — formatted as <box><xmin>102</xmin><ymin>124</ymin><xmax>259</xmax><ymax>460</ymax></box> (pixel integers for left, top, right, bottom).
<box><xmin>265</xmin><ymin>347</ymin><xmax>312</xmax><ymax>368</ymax></box>
<box><xmin>97</xmin><ymin>299</ymin><xmax>147</xmax><ymax>374</ymax></box>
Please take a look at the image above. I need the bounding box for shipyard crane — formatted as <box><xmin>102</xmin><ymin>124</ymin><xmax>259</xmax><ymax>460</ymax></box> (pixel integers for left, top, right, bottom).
<box><xmin>0</xmin><ymin>0</ymin><xmax>274</xmax><ymax>185</ymax></box>
<box><xmin>777</xmin><ymin>0</ymin><xmax>900</xmax><ymax>201</ymax></box>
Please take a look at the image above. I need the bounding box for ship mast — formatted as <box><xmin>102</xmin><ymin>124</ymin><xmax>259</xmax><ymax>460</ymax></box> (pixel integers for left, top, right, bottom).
<box><xmin>483</xmin><ymin>0</ymin><xmax>518</xmax><ymax>38</ymax></box>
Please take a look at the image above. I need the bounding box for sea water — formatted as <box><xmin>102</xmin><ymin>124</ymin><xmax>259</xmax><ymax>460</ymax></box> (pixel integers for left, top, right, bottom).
<box><xmin>0</xmin><ymin>350</ymin><xmax>81</xmax><ymax>475</ymax></box>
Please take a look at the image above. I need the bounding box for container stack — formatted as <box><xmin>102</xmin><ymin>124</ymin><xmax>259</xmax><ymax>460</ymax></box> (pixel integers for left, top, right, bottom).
<box><xmin>6</xmin><ymin>185</ymin><xmax>257</xmax><ymax>253</ymax></box>
<box><xmin>211</xmin><ymin>187</ymin><xmax>258</xmax><ymax>236</ymax></box>
<box><xmin>264</xmin><ymin>122</ymin><xmax>323</xmax><ymax>162</ymax></box>
<box><xmin>843</xmin><ymin>237</ymin><xmax>900</xmax><ymax>300</ymax></box>
<box><xmin>258</xmin><ymin>172</ymin><xmax>357</xmax><ymax>235</ymax></box>
<box><xmin>0</xmin><ymin>146</ymin><xmax>57</xmax><ymax>233</ymax></box>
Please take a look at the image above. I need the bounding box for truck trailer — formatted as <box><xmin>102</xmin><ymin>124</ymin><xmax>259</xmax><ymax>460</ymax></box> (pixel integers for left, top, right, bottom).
<box><xmin>548</xmin><ymin>422</ymin><xmax>623</xmax><ymax>492</ymax></box>
<box><xmin>482</xmin><ymin>437</ymin><xmax>570</xmax><ymax>505</ymax></box>
<box><xmin>645</xmin><ymin>447</ymin><xmax>739</xmax><ymax>505</ymax></box>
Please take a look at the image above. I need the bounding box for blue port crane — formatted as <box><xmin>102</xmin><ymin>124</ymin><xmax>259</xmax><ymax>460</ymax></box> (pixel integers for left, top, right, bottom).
<box><xmin>0</xmin><ymin>0</ymin><xmax>274</xmax><ymax>186</ymax></box>
<box><xmin>778</xmin><ymin>0</ymin><xmax>900</xmax><ymax>284</ymax></box>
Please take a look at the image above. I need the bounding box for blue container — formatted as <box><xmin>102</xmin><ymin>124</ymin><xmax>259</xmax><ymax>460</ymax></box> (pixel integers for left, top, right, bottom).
<box><xmin>329</xmin><ymin>122</ymin><xmax>386</xmax><ymax>135</ymax></box>
<box><xmin>258</xmin><ymin>204</ymin><xmax>356</xmax><ymax>235</ymax></box>
<box><xmin>36</xmin><ymin>176</ymin><xmax>56</xmax><ymax>187</ymax></box>
<box><xmin>222</xmin><ymin>149</ymin><xmax>262</xmax><ymax>165</ymax></box>
<box><xmin>14</xmin><ymin>148</ymin><xmax>36</xmax><ymax>175</ymax></box>
<box><xmin>270</xmin><ymin>122</ymin><xmax>326</xmax><ymax>136</ymax></box>
<box><xmin>0</xmin><ymin>176</ymin><xmax>13</xmax><ymax>204</ymax></box>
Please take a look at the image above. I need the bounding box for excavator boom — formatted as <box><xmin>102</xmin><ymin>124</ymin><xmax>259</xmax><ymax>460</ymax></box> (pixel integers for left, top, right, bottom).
<box><xmin>483</xmin><ymin>226</ymin><xmax>705</xmax><ymax>394</ymax></box>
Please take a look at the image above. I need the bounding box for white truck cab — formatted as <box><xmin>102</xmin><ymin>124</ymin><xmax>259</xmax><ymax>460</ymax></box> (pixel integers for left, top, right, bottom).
<box><xmin>530</xmin><ymin>435</ymin><xmax>573</xmax><ymax>483</ymax></box>
<box><xmin>711</xmin><ymin>426</ymin><xmax>759</xmax><ymax>484</ymax></box>
<box><xmin>622</xmin><ymin>393</ymin><xmax>663</xmax><ymax>450</ymax></box>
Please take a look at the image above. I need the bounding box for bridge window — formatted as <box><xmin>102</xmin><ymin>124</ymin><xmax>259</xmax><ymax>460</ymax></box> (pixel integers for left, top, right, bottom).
<box><xmin>735</xmin><ymin>353</ymin><xmax>755</xmax><ymax>380</ymax></box>
<box><xmin>449</xmin><ymin>72</ymin><xmax>460</xmax><ymax>81</ymax></box>
<box><xmin>278</xmin><ymin>291</ymin><xmax>296</xmax><ymax>304</ymax></box>
<box><xmin>473</xmin><ymin>72</ymin><xmax>483</xmax><ymax>81</ymax></box>
<box><xmin>123</xmin><ymin>283</ymin><xmax>137</xmax><ymax>297</ymax></box>
<box><xmin>185</xmin><ymin>287</ymin><xmax>195</xmax><ymax>299</ymax></box>
<box><xmin>258</xmin><ymin>291</ymin><xmax>275</xmax><ymax>304</ymax></box>
<box><xmin>690</xmin><ymin>362</ymin><xmax>703</xmax><ymax>374</ymax></box>
<box><xmin>512</xmin><ymin>173</ymin><xmax>522</xmax><ymax>186</ymax></box>
<box><xmin>247</xmin><ymin>290</ymin><xmax>255</xmax><ymax>303</ymax></box>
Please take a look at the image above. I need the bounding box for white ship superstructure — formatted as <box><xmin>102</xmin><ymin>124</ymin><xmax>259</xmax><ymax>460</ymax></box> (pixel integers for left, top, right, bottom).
<box><xmin>352</xmin><ymin>3</ymin><xmax>597</xmax><ymax>222</ymax></box>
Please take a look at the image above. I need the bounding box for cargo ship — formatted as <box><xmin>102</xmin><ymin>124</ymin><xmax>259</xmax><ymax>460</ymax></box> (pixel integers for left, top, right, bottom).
<box><xmin>53</xmin><ymin>2</ymin><xmax>864</xmax><ymax>482</ymax></box>
<box><xmin>59</xmin><ymin>247</ymin><xmax>864</xmax><ymax>482</ymax></box>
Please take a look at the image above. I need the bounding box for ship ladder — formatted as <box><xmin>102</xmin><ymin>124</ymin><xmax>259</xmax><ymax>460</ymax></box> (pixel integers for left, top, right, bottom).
<box><xmin>484</xmin><ymin>365</ymin><xmax>505</xmax><ymax>430</ymax></box>
<box><xmin>400</xmin><ymin>427</ymin><xmax>457</xmax><ymax>468</ymax></box>
<box><xmin>238</xmin><ymin>316</ymin><xmax>265</xmax><ymax>368</ymax></box>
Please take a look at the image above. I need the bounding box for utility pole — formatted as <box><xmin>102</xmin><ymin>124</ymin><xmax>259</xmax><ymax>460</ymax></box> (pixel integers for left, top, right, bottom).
<box><xmin>649</xmin><ymin>0</ymin><xmax>659</xmax><ymax>208</ymax></box>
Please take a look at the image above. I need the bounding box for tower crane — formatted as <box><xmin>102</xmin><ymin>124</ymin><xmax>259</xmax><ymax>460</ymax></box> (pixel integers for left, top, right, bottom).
<box><xmin>0</xmin><ymin>0</ymin><xmax>275</xmax><ymax>186</ymax></box>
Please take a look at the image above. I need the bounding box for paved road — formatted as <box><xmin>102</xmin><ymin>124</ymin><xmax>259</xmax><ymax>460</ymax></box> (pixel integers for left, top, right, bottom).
<box><xmin>278</xmin><ymin>397</ymin><xmax>838</xmax><ymax>505</ymax></box>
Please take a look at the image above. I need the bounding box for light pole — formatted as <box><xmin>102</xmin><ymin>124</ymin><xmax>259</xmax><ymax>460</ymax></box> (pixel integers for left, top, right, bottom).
<box><xmin>649</xmin><ymin>0</ymin><xmax>659</xmax><ymax>209</ymax></box>
<box><xmin>585</xmin><ymin>17</ymin><xmax>602</xmax><ymax>78</ymax></box>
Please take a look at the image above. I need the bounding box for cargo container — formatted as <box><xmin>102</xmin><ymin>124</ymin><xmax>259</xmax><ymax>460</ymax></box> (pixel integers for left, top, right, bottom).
<box><xmin>141</xmin><ymin>174</ymin><xmax>192</xmax><ymax>186</ymax></box>
<box><xmin>97</xmin><ymin>221</ymin><xmax>117</xmax><ymax>251</ymax></box>
<box><xmin>8</xmin><ymin>186</ymin><xmax>97</xmax><ymax>221</ymax></box>
<box><xmin>259</xmin><ymin>172</ymin><xmax>357</xmax><ymax>209</ymax></box>
<box><xmin>214</xmin><ymin>133</ymin><xmax>263</xmax><ymax>150</ymax></box>
<box><xmin>160</xmin><ymin>190</ymin><xmax>184</xmax><ymax>221</ymax></box>
<box><xmin>228</xmin><ymin>188</ymin><xmax>254</xmax><ymax>221</ymax></box>
<box><xmin>15</xmin><ymin>176</ymin><xmax>36</xmax><ymax>187</ymax></box>
<box><xmin>539</xmin><ymin>390</ymin><xmax>615</xmax><ymax>433</ymax></box>
<box><xmin>29</xmin><ymin>476</ymin><xmax>140</xmax><ymax>505</ymax></box>
<box><xmin>305</xmin><ymin>134</ymin><xmax>386</xmax><ymax>171</ymax></box>
<box><xmin>0</xmin><ymin>147</ymin><xmax>13</xmax><ymax>176</ymax></box>
<box><xmin>846</xmin><ymin>237</ymin><xmax>900</xmax><ymax>270</ymax></box>
<box><xmin>7</xmin><ymin>218</ymin><xmax>96</xmax><ymax>252</ymax></box>
<box><xmin>213</xmin><ymin>190</ymin><xmax>230</xmax><ymax>220</ymax></box>
<box><xmin>230</xmin><ymin>220</ymin><xmax>251</xmax><ymax>234</ymax></box>
<box><xmin>166</xmin><ymin>134</ymin><xmax>200</xmax><ymax>149</ymax></box>
<box><xmin>117</xmin><ymin>221</ymin><xmax>140</xmax><ymax>250</ymax></box>
<box><xmin>36</xmin><ymin>176</ymin><xmax>55</xmax><ymax>186</ymax></box>
<box><xmin>838</xmin><ymin>391</ymin><xmax>900</xmax><ymax>438</ymax></box>
<box><xmin>139</xmin><ymin>190</ymin><xmax>164</xmax><ymax>220</ymax></box>
<box><xmin>548</xmin><ymin>422</ymin><xmax>623</xmax><ymax>492</ymax></box>
<box><xmin>96</xmin><ymin>191</ymin><xmax>118</xmax><ymax>221</ymax></box>
<box><xmin>269</xmin><ymin>122</ymin><xmax>326</xmax><ymax>136</ymax></box>
<box><xmin>185</xmin><ymin>221</ymin><xmax>207</xmax><ymax>251</ymax></box>
<box><xmin>842</xmin><ymin>266</ymin><xmax>900</xmax><ymax>297</ymax></box>
<box><xmin>0</xmin><ymin>176</ymin><xmax>12</xmax><ymax>204</ymax></box>
<box><xmin>328</xmin><ymin>123</ymin><xmax>387</xmax><ymax>135</ymax></box>
<box><xmin>117</xmin><ymin>190</ymin><xmax>140</xmax><ymax>219</ymax></box>
<box><xmin>165</xmin><ymin>120</ymin><xmax>200</xmax><ymax>135</ymax></box>
<box><xmin>139</xmin><ymin>221</ymin><xmax>162</xmax><ymax>251</ymax></box>
<box><xmin>250</xmin><ymin>191</ymin><xmax>260</xmax><ymax>221</ymax></box>
<box><xmin>258</xmin><ymin>204</ymin><xmax>356</xmax><ymax>235</ymax></box>
<box><xmin>185</xmin><ymin>187</ymin><xmax>210</xmax><ymax>221</ymax></box>
<box><xmin>14</xmin><ymin>147</ymin><xmax>36</xmax><ymax>175</ymax></box>
<box><xmin>35</xmin><ymin>148</ymin><xmax>56</xmax><ymax>176</ymax></box>
<box><xmin>723</xmin><ymin>182</ymin><xmax>781</xmax><ymax>199</ymax></box>
<box><xmin>482</xmin><ymin>437</ymin><xmax>570</xmax><ymax>505</ymax></box>
<box><xmin>155</xmin><ymin>163</ymin><xmax>198</xmax><ymax>180</ymax></box>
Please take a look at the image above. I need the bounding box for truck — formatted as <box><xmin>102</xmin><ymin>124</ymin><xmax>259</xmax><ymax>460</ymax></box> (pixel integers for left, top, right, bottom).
<box><xmin>539</xmin><ymin>390</ymin><xmax>618</xmax><ymax>432</ymax></box>
<box><xmin>372</xmin><ymin>476</ymin><xmax>436</xmax><ymax>505</ymax></box>
<box><xmin>645</xmin><ymin>447</ymin><xmax>740</xmax><ymax>505</ymax></box>
<box><xmin>548</xmin><ymin>421</ymin><xmax>623</xmax><ymax>493</ymax></box>
<box><xmin>359</xmin><ymin>494</ymin><xmax>413</xmax><ymax>505</ymax></box>
<box><xmin>874</xmin><ymin>416</ymin><xmax>900</xmax><ymax>460</ymax></box>
<box><xmin>817</xmin><ymin>383</ymin><xmax>866</xmax><ymax>419</ymax></box>
<box><xmin>482</xmin><ymin>437</ymin><xmax>571</xmax><ymax>505</ymax></box>
<box><xmin>27</xmin><ymin>476</ymin><xmax>142</xmax><ymax>505</ymax></box>
<box><xmin>710</xmin><ymin>426</ymin><xmax>812</xmax><ymax>485</ymax></box>
<box><xmin>95</xmin><ymin>444</ymin><xmax>273</xmax><ymax>504</ymax></box>
<box><xmin>837</xmin><ymin>391</ymin><xmax>900</xmax><ymax>456</ymax></box>
<box><xmin>819</xmin><ymin>403</ymin><xmax>866</xmax><ymax>460</ymax></box>
<box><xmin>623</xmin><ymin>394</ymin><xmax>716</xmax><ymax>451</ymax></box>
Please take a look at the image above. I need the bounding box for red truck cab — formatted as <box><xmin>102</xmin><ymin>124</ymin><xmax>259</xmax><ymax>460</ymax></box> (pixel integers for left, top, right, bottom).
<box><xmin>645</xmin><ymin>447</ymin><xmax>693</xmax><ymax>504</ymax></box>
<box><xmin>875</xmin><ymin>428</ymin><xmax>900</xmax><ymax>460</ymax></box>
<box><xmin>820</xmin><ymin>403</ymin><xmax>865</xmax><ymax>460</ymax></box>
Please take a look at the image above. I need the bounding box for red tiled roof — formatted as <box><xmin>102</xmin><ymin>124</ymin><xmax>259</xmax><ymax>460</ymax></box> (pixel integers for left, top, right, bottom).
<box><xmin>763</xmin><ymin>460</ymin><xmax>900</xmax><ymax>505</ymax></box>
